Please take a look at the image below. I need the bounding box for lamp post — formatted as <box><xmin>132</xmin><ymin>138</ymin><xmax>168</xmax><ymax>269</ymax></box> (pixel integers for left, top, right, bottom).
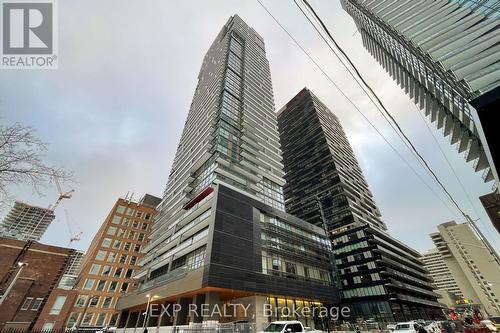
<box><xmin>0</xmin><ymin>262</ymin><xmax>28</xmax><ymax>305</ymax></box>
<box><xmin>143</xmin><ymin>294</ymin><xmax>159</xmax><ymax>332</ymax></box>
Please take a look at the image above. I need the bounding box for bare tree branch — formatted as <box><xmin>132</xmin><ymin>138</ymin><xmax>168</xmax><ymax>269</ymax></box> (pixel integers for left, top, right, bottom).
<box><xmin>0</xmin><ymin>123</ymin><xmax>74</xmax><ymax>211</ymax></box>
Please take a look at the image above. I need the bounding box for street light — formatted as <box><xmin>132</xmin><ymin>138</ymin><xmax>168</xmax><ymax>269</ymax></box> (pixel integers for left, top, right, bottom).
<box><xmin>143</xmin><ymin>294</ymin><xmax>159</xmax><ymax>332</ymax></box>
<box><xmin>0</xmin><ymin>262</ymin><xmax>28</xmax><ymax>305</ymax></box>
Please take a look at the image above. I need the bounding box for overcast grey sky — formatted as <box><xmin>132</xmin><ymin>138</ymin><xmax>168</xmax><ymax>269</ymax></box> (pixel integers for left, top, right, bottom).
<box><xmin>1</xmin><ymin>0</ymin><xmax>498</xmax><ymax>253</ymax></box>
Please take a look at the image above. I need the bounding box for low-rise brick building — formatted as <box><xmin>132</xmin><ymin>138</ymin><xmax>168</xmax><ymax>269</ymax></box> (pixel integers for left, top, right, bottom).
<box><xmin>0</xmin><ymin>238</ymin><xmax>75</xmax><ymax>330</ymax></box>
<box><xmin>33</xmin><ymin>194</ymin><xmax>160</xmax><ymax>330</ymax></box>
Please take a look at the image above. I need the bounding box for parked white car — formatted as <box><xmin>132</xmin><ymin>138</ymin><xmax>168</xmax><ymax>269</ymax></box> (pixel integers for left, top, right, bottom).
<box><xmin>387</xmin><ymin>323</ymin><xmax>397</xmax><ymax>332</ymax></box>
<box><xmin>395</xmin><ymin>322</ymin><xmax>419</xmax><ymax>333</ymax></box>
<box><xmin>260</xmin><ymin>321</ymin><xmax>308</xmax><ymax>333</ymax></box>
<box><xmin>481</xmin><ymin>320</ymin><xmax>498</xmax><ymax>332</ymax></box>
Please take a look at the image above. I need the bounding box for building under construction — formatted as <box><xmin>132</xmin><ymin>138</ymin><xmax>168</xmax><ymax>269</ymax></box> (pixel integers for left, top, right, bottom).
<box><xmin>0</xmin><ymin>201</ymin><xmax>56</xmax><ymax>242</ymax></box>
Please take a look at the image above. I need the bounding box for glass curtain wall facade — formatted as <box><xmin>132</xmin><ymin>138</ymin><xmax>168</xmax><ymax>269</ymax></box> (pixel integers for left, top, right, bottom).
<box><xmin>137</xmin><ymin>13</ymin><xmax>287</xmax><ymax>294</ymax></box>
<box><xmin>277</xmin><ymin>88</ymin><xmax>386</xmax><ymax>232</ymax></box>
<box><xmin>341</xmin><ymin>0</ymin><xmax>500</xmax><ymax>184</ymax></box>
<box><xmin>116</xmin><ymin>17</ymin><xmax>339</xmax><ymax>329</ymax></box>
<box><xmin>277</xmin><ymin>88</ymin><xmax>442</xmax><ymax>323</ymax></box>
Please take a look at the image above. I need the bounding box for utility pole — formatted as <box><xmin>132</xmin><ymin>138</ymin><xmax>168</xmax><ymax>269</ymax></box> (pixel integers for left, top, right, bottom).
<box><xmin>143</xmin><ymin>294</ymin><xmax>158</xmax><ymax>332</ymax></box>
<box><xmin>315</xmin><ymin>195</ymin><xmax>332</xmax><ymax>333</ymax></box>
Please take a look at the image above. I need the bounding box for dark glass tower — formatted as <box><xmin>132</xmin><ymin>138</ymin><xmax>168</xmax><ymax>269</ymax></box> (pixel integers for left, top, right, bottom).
<box><xmin>277</xmin><ymin>89</ymin><xmax>385</xmax><ymax>232</ymax></box>
<box><xmin>278</xmin><ymin>88</ymin><xmax>443</xmax><ymax>323</ymax></box>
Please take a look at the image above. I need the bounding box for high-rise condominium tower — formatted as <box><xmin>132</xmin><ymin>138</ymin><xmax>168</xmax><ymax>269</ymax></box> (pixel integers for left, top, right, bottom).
<box><xmin>430</xmin><ymin>221</ymin><xmax>500</xmax><ymax>315</ymax></box>
<box><xmin>341</xmin><ymin>0</ymin><xmax>500</xmax><ymax>185</ymax></box>
<box><xmin>421</xmin><ymin>248</ymin><xmax>462</xmax><ymax>297</ymax></box>
<box><xmin>278</xmin><ymin>89</ymin><xmax>385</xmax><ymax>232</ymax></box>
<box><xmin>278</xmin><ymin>88</ymin><xmax>442</xmax><ymax>323</ymax></box>
<box><xmin>116</xmin><ymin>16</ymin><xmax>338</xmax><ymax>330</ymax></box>
<box><xmin>0</xmin><ymin>201</ymin><xmax>56</xmax><ymax>241</ymax></box>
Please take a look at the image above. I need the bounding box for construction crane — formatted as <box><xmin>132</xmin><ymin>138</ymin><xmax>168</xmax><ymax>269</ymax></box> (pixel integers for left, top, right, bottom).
<box><xmin>48</xmin><ymin>169</ymin><xmax>75</xmax><ymax>212</ymax></box>
<box><xmin>65</xmin><ymin>210</ymin><xmax>83</xmax><ymax>247</ymax></box>
<box><xmin>24</xmin><ymin>170</ymin><xmax>75</xmax><ymax>240</ymax></box>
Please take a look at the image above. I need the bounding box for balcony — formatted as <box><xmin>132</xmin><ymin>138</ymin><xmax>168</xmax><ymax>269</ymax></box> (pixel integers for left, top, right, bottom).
<box><xmin>138</xmin><ymin>267</ymin><xmax>188</xmax><ymax>292</ymax></box>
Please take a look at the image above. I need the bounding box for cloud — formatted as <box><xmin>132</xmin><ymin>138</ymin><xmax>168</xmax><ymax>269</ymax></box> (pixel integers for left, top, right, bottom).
<box><xmin>0</xmin><ymin>0</ymin><xmax>497</xmax><ymax>253</ymax></box>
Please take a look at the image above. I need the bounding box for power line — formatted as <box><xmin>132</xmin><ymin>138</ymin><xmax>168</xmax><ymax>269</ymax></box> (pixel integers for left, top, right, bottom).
<box><xmin>292</xmin><ymin>0</ymin><xmax>465</xmax><ymax>220</ymax></box>
<box><xmin>293</xmin><ymin>0</ymin><xmax>500</xmax><ymax>261</ymax></box>
<box><xmin>300</xmin><ymin>0</ymin><xmax>471</xmax><ymax>221</ymax></box>
<box><xmin>413</xmin><ymin>103</ymin><xmax>500</xmax><ymax>250</ymax></box>
<box><xmin>255</xmin><ymin>0</ymin><xmax>463</xmax><ymax>221</ymax></box>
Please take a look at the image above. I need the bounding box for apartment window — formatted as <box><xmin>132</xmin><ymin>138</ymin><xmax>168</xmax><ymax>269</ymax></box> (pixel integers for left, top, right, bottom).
<box><xmin>109</xmin><ymin>281</ymin><xmax>118</xmax><ymax>292</ymax></box>
<box><xmin>107</xmin><ymin>226</ymin><xmax>117</xmax><ymax>236</ymax></box>
<box><xmin>21</xmin><ymin>297</ymin><xmax>33</xmax><ymax>310</ymax></box>
<box><xmin>95</xmin><ymin>313</ymin><xmax>106</xmax><ymax>326</ymax></box>
<box><xmin>83</xmin><ymin>279</ymin><xmax>95</xmax><ymax>290</ymax></box>
<box><xmin>107</xmin><ymin>252</ymin><xmax>116</xmax><ymax>263</ymax></box>
<box><xmin>141</xmin><ymin>223</ymin><xmax>148</xmax><ymax>231</ymax></box>
<box><xmin>120</xmin><ymin>282</ymin><xmax>129</xmax><ymax>293</ymax></box>
<box><xmin>96</xmin><ymin>250</ymin><xmax>107</xmax><ymax>261</ymax></box>
<box><xmin>123</xmin><ymin>218</ymin><xmax>130</xmax><ymax>227</ymax></box>
<box><xmin>145</xmin><ymin>213</ymin><xmax>151</xmax><ymax>220</ymax></box>
<box><xmin>125</xmin><ymin>268</ymin><xmax>133</xmax><ymax>278</ymax></box>
<box><xmin>124</xmin><ymin>242</ymin><xmax>131</xmax><ymax>251</ymax></box>
<box><xmin>102</xmin><ymin>297</ymin><xmax>113</xmax><ymax>308</ymax></box>
<box><xmin>132</xmin><ymin>220</ymin><xmax>139</xmax><ymax>229</ymax></box>
<box><xmin>31</xmin><ymin>298</ymin><xmax>43</xmax><ymax>310</ymax></box>
<box><xmin>130</xmin><ymin>256</ymin><xmax>137</xmax><ymax>265</ymax></box>
<box><xmin>114</xmin><ymin>267</ymin><xmax>123</xmax><ymax>278</ymax></box>
<box><xmin>285</xmin><ymin>262</ymin><xmax>297</xmax><ymax>275</ymax></box>
<box><xmin>75</xmin><ymin>295</ymin><xmax>87</xmax><ymax>307</ymax></box>
<box><xmin>89</xmin><ymin>297</ymin><xmax>99</xmax><ymax>308</ymax></box>
<box><xmin>102</xmin><ymin>238</ymin><xmax>112</xmax><ymax>248</ymax></box>
<box><xmin>112</xmin><ymin>216</ymin><xmax>120</xmax><ymax>224</ymax></box>
<box><xmin>109</xmin><ymin>314</ymin><xmax>118</xmax><ymax>326</ymax></box>
<box><xmin>81</xmin><ymin>313</ymin><xmax>93</xmax><ymax>326</ymax></box>
<box><xmin>272</xmin><ymin>259</ymin><xmax>281</xmax><ymax>271</ymax></box>
<box><xmin>136</xmin><ymin>211</ymin><xmax>142</xmax><ymax>218</ymax></box>
<box><xmin>116</xmin><ymin>205</ymin><xmax>125</xmax><ymax>214</ymax></box>
<box><xmin>96</xmin><ymin>280</ymin><xmax>106</xmax><ymax>291</ymax></box>
<box><xmin>49</xmin><ymin>295</ymin><xmax>67</xmax><ymax>315</ymax></box>
<box><xmin>186</xmin><ymin>246</ymin><xmax>206</xmax><ymax>270</ymax></box>
<box><xmin>119</xmin><ymin>254</ymin><xmax>127</xmax><ymax>264</ymax></box>
<box><xmin>89</xmin><ymin>264</ymin><xmax>101</xmax><ymax>275</ymax></box>
<box><xmin>128</xmin><ymin>231</ymin><xmax>136</xmax><ymax>240</ymax></box>
<box><xmin>138</xmin><ymin>233</ymin><xmax>145</xmax><ymax>242</ymax></box>
<box><xmin>117</xmin><ymin>228</ymin><xmax>125</xmax><ymax>238</ymax></box>
<box><xmin>42</xmin><ymin>322</ymin><xmax>55</xmax><ymax>330</ymax></box>
<box><xmin>66</xmin><ymin>313</ymin><xmax>79</xmax><ymax>328</ymax></box>
<box><xmin>134</xmin><ymin>244</ymin><xmax>141</xmax><ymax>252</ymax></box>
<box><xmin>101</xmin><ymin>265</ymin><xmax>111</xmax><ymax>276</ymax></box>
<box><xmin>113</xmin><ymin>240</ymin><xmax>122</xmax><ymax>249</ymax></box>
<box><xmin>126</xmin><ymin>207</ymin><xmax>133</xmax><ymax>216</ymax></box>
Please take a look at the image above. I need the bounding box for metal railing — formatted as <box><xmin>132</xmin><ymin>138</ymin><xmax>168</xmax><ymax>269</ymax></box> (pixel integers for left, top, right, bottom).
<box><xmin>138</xmin><ymin>267</ymin><xmax>188</xmax><ymax>292</ymax></box>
